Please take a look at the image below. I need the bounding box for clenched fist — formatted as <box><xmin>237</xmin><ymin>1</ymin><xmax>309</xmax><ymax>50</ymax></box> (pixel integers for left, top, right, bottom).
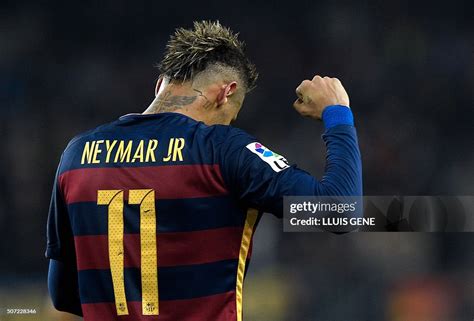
<box><xmin>293</xmin><ymin>76</ymin><xmax>350</xmax><ymax>120</ymax></box>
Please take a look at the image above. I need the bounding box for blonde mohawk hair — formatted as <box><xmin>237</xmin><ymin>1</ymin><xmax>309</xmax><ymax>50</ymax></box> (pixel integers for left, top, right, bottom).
<box><xmin>159</xmin><ymin>20</ymin><xmax>258</xmax><ymax>91</ymax></box>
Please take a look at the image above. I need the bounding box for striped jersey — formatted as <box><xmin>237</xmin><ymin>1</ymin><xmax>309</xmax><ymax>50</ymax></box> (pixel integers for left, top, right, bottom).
<box><xmin>46</xmin><ymin>110</ymin><xmax>362</xmax><ymax>321</ymax></box>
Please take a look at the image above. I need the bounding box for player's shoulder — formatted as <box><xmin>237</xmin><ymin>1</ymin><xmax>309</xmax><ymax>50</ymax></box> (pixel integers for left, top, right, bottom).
<box><xmin>57</xmin><ymin>118</ymin><xmax>123</xmax><ymax>171</ymax></box>
<box><xmin>204</xmin><ymin>124</ymin><xmax>257</xmax><ymax>150</ymax></box>
<box><xmin>64</xmin><ymin>119</ymin><xmax>121</xmax><ymax>153</ymax></box>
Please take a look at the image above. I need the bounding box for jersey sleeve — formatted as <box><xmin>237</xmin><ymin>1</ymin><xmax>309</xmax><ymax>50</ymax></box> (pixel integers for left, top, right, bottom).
<box><xmin>45</xmin><ymin>157</ymin><xmax>76</xmax><ymax>262</ymax></box>
<box><xmin>219</xmin><ymin>106</ymin><xmax>362</xmax><ymax>218</ymax></box>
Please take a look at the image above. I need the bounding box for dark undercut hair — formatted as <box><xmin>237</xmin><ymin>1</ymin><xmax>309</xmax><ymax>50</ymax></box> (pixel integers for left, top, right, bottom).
<box><xmin>158</xmin><ymin>20</ymin><xmax>258</xmax><ymax>92</ymax></box>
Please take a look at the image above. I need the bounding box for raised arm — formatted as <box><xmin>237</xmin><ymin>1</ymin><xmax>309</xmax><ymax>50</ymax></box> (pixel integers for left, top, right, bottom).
<box><xmin>293</xmin><ymin>75</ymin><xmax>361</xmax><ymax>196</ymax></box>
<box><xmin>220</xmin><ymin>76</ymin><xmax>362</xmax><ymax>217</ymax></box>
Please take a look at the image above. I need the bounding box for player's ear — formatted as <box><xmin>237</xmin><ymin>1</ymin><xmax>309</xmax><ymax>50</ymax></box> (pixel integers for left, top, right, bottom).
<box><xmin>216</xmin><ymin>81</ymin><xmax>237</xmax><ymax>107</ymax></box>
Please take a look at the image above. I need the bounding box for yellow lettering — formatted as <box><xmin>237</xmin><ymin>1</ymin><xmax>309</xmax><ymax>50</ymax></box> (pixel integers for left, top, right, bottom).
<box><xmin>105</xmin><ymin>140</ymin><xmax>117</xmax><ymax>163</ymax></box>
<box><xmin>163</xmin><ymin>138</ymin><xmax>185</xmax><ymax>162</ymax></box>
<box><xmin>114</xmin><ymin>141</ymin><xmax>133</xmax><ymax>163</ymax></box>
<box><xmin>163</xmin><ymin>138</ymin><xmax>174</xmax><ymax>162</ymax></box>
<box><xmin>172</xmin><ymin>138</ymin><xmax>185</xmax><ymax>161</ymax></box>
<box><xmin>81</xmin><ymin>141</ymin><xmax>96</xmax><ymax>164</ymax></box>
<box><xmin>92</xmin><ymin>140</ymin><xmax>104</xmax><ymax>164</ymax></box>
<box><xmin>145</xmin><ymin>140</ymin><xmax>158</xmax><ymax>162</ymax></box>
<box><xmin>132</xmin><ymin>140</ymin><xmax>145</xmax><ymax>163</ymax></box>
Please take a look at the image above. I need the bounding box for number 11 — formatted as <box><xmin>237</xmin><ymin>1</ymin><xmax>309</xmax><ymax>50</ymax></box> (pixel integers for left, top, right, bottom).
<box><xmin>97</xmin><ymin>189</ymin><xmax>159</xmax><ymax>316</ymax></box>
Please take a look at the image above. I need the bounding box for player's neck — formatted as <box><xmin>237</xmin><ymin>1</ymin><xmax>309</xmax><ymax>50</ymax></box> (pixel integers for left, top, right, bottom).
<box><xmin>142</xmin><ymin>84</ymin><xmax>234</xmax><ymax>126</ymax></box>
<box><xmin>143</xmin><ymin>95</ymin><xmax>211</xmax><ymax>125</ymax></box>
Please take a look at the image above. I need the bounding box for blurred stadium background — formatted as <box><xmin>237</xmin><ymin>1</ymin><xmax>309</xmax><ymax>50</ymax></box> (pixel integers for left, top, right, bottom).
<box><xmin>0</xmin><ymin>0</ymin><xmax>473</xmax><ymax>320</ymax></box>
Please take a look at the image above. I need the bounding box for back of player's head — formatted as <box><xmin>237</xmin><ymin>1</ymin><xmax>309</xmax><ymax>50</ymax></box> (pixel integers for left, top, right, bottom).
<box><xmin>158</xmin><ymin>20</ymin><xmax>258</xmax><ymax>93</ymax></box>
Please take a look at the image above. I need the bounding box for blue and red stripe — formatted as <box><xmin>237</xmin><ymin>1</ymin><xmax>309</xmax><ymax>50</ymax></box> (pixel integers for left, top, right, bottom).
<box><xmin>79</xmin><ymin>259</ymin><xmax>238</xmax><ymax>303</ymax></box>
<box><xmin>81</xmin><ymin>292</ymin><xmax>237</xmax><ymax>321</ymax></box>
<box><xmin>68</xmin><ymin>196</ymin><xmax>245</xmax><ymax>235</ymax></box>
<box><xmin>74</xmin><ymin>227</ymin><xmax>250</xmax><ymax>270</ymax></box>
<box><xmin>59</xmin><ymin>165</ymin><xmax>228</xmax><ymax>204</ymax></box>
<box><xmin>60</xmin><ymin>163</ymin><xmax>257</xmax><ymax>316</ymax></box>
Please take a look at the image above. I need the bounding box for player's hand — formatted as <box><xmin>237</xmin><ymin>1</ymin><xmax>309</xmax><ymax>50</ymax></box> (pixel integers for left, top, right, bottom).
<box><xmin>293</xmin><ymin>75</ymin><xmax>350</xmax><ymax>120</ymax></box>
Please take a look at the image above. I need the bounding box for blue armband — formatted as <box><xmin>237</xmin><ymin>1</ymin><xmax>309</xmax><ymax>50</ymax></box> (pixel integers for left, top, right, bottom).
<box><xmin>322</xmin><ymin>105</ymin><xmax>354</xmax><ymax>129</ymax></box>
